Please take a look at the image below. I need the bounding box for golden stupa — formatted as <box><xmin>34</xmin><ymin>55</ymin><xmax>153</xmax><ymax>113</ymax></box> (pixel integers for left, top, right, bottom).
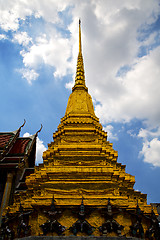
<box><xmin>3</xmin><ymin>20</ymin><xmax>158</xmax><ymax>239</ymax></box>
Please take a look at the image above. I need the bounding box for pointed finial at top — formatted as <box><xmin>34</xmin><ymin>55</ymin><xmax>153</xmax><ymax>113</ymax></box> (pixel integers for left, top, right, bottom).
<box><xmin>36</xmin><ymin>124</ymin><xmax>43</xmax><ymax>136</ymax></box>
<box><xmin>17</xmin><ymin>119</ymin><xmax>26</xmax><ymax>134</ymax></box>
<box><xmin>79</xmin><ymin>19</ymin><xmax>82</xmax><ymax>54</ymax></box>
<box><xmin>73</xmin><ymin>19</ymin><xmax>86</xmax><ymax>89</ymax></box>
<box><xmin>20</xmin><ymin>119</ymin><xmax>26</xmax><ymax>129</ymax></box>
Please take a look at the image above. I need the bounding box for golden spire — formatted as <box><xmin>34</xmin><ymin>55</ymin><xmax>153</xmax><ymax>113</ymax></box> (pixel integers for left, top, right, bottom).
<box><xmin>74</xmin><ymin>19</ymin><xmax>86</xmax><ymax>87</ymax></box>
<box><xmin>79</xmin><ymin>19</ymin><xmax>82</xmax><ymax>54</ymax></box>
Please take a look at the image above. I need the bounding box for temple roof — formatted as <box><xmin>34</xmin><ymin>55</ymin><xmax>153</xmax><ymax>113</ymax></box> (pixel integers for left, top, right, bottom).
<box><xmin>8</xmin><ymin>138</ymin><xmax>32</xmax><ymax>155</ymax></box>
<box><xmin>0</xmin><ymin>130</ymin><xmax>19</xmax><ymax>153</ymax></box>
<box><xmin>0</xmin><ymin>137</ymin><xmax>34</xmax><ymax>167</ymax></box>
<box><xmin>0</xmin><ymin>122</ymin><xmax>37</xmax><ymax>169</ymax></box>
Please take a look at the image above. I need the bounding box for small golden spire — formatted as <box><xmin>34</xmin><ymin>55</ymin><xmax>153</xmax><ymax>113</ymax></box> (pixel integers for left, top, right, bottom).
<box><xmin>74</xmin><ymin>19</ymin><xmax>86</xmax><ymax>87</ymax></box>
<box><xmin>79</xmin><ymin>19</ymin><xmax>82</xmax><ymax>54</ymax></box>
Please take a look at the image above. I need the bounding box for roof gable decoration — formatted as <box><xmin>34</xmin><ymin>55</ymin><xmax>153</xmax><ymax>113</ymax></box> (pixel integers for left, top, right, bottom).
<box><xmin>0</xmin><ymin>123</ymin><xmax>43</xmax><ymax>168</ymax></box>
<box><xmin>0</xmin><ymin>120</ymin><xmax>26</xmax><ymax>158</ymax></box>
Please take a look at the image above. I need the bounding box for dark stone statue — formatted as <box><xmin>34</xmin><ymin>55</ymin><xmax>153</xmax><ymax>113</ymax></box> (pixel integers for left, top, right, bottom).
<box><xmin>40</xmin><ymin>219</ymin><xmax>65</xmax><ymax>236</ymax></box>
<box><xmin>69</xmin><ymin>197</ymin><xmax>95</xmax><ymax>236</ymax></box>
<box><xmin>0</xmin><ymin>212</ymin><xmax>14</xmax><ymax>240</ymax></box>
<box><xmin>130</xmin><ymin>203</ymin><xmax>144</xmax><ymax>239</ymax></box>
<box><xmin>146</xmin><ymin>209</ymin><xmax>160</xmax><ymax>240</ymax></box>
<box><xmin>99</xmin><ymin>198</ymin><xmax>124</xmax><ymax>236</ymax></box>
<box><xmin>16</xmin><ymin>203</ymin><xmax>31</xmax><ymax>238</ymax></box>
<box><xmin>39</xmin><ymin>196</ymin><xmax>65</xmax><ymax>236</ymax></box>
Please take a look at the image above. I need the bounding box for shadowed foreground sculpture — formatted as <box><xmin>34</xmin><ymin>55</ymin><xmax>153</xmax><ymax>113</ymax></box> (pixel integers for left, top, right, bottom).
<box><xmin>16</xmin><ymin>204</ymin><xmax>31</xmax><ymax>238</ymax></box>
<box><xmin>145</xmin><ymin>209</ymin><xmax>160</xmax><ymax>239</ymax></box>
<box><xmin>99</xmin><ymin>198</ymin><xmax>124</xmax><ymax>236</ymax></box>
<box><xmin>129</xmin><ymin>203</ymin><xmax>144</xmax><ymax>239</ymax></box>
<box><xmin>40</xmin><ymin>196</ymin><xmax>65</xmax><ymax>236</ymax></box>
<box><xmin>0</xmin><ymin>212</ymin><xmax>14</xmax><ymax>240</ymax></box>
<box><xmin>69</xmin><ymin>198</ymin><xmax>95</xmax><ymax>235</ymax></box>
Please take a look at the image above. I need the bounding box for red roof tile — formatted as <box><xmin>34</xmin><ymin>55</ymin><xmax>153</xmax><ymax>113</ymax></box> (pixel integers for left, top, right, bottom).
<box><xmin>0</xmin><ymin>133</ymin><xmax>14</xmax><ymax>149</ymax></box>
<box><xmin>9</xmin><ymin>138</ymin><xmax>31</xmax><ymax>155</ymax></box>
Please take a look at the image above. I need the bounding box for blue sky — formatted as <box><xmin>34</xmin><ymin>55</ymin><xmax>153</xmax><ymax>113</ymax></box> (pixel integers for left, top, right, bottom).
<box><xmin>0</xmin><ymin>0</ymin><xmax>160</xmax><ymax>204</ymax></box>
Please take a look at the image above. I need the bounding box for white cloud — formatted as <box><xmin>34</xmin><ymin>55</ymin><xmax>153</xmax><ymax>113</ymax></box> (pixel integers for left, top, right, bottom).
<box><xmin>20</xmin><ymin>33</ymin><xmax>72</xmax><ymax>79</ymax></box>
<box><xmin>0</xmin><ymin>34</ymin><xmax>7</xmax><ymax>40</ymax></box>
<box><xmin>142</xmin><ymin>32</ymin><xmax>158</xmax><ymax>47</ymax></box>
<box><xmin>23</xmin><ymin>132</ymin><xmax>47</xmax><ymax>165</ymax></box>
<box><xmin>103</xmin><ymin>125</ymin><xmax>118</xmax><ymax>141</ymax></box>
<box><xmin>0</xmin><ymin>9</ymin><xmax>20</xmax><ymax>31</ymax></box>
<box><xmin>13</xmin><ymin>32</ymin><xmax>32</xmax><ymax>47</ymax></box>
<box><xmin>127</xmin><ymin>130</ymin><xmax>137</xmax><ymax>138</ymax></box>
<box><xmin>0</xmin><ymin>0</ymin><xmax>69</xmax><ymax>32</ymax></box>
<box><xmin>138</xmin><ymin>127</ymin><xmax>160</xmax><ymax>167</ymax></box>
<box><xmin>36</xmin><ymin>137</ymin><xmax>47</xmax><ymax>165</ymax></box>
<box><xmin>17</xmin><ymin>68</ymin><xmax>39</xmax><ymax>84</ymax></box>
<box><xmin>140</xmin><ymin>138</ymin><xmax>160</xmax><ymax>167</ymax></box>
<box><xmin>23</xmin><ymin>133</ymin><xmax>31</xmax><ymax>138</ymax></box>
<box><xmin>65</xmin><ymin>80</ymin><xmax>74</xmax><ymax>90</ymax></box>
<box><xmin>94</xmin><ymin>46</ymin><xmax>160</xmax><ymax>126</ymax></box>
<box><xmin>138</xmin><ymin>127</ymin><xmax>160</xmax><ymax>140</ymax></box>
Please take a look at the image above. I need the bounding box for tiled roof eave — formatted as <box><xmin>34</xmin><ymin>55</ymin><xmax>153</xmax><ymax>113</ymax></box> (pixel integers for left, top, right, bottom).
<box><xmin>0</xmin><ymin>163</ymin><xmax>20</xmax><ymax>168</ymax></box>
<box><xmin>8</xmin><ymin>138</ymin><xmax>32</xmax><ymax>155</ymax></box>
<box><xmin>0</xmin><ymin>156</ymin><xmax>24</xmax><ymax>165</ymax></box>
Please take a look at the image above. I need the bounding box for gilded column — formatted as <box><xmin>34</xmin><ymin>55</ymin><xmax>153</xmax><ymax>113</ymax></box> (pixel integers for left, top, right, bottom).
<box><xmin>0</xmin><ymin>172</ymin><xmax>14</xmax><ymax>226</ymax></box>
